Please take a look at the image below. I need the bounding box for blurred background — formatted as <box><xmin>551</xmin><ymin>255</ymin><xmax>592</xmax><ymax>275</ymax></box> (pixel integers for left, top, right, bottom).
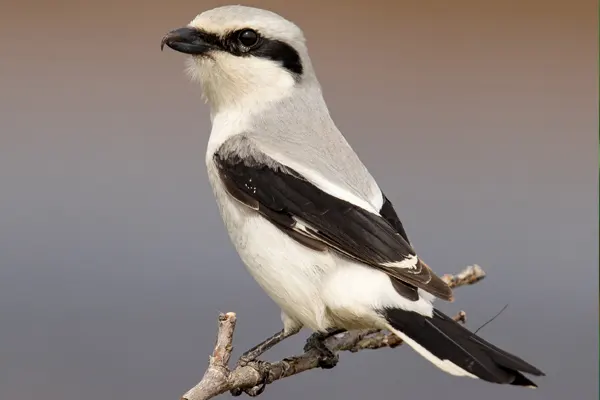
<box><xmin>0</xmin><ymin>0</ymin><xmax>597</xmax><ymax>399</ymax></box>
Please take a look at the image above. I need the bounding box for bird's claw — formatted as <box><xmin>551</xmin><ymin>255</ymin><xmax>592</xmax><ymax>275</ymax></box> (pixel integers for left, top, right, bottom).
<box><xmin>316</xmin><ymin>350</ymin><xmax>339</xmax><ymax>369</ymax></box>
<box><xmin>235</xmin><ymin>354</ymin><xmax>254</xmax><ymax>369</ymax></box>
<box><xmin>303</xmin><ymin>333</ymin><xmax>339</xmax><ymax>369</ymax></box>
<box><xmin>230</xmin><ymin>360</ymin><xmax>270</xmax><ymax>397</ymax></box>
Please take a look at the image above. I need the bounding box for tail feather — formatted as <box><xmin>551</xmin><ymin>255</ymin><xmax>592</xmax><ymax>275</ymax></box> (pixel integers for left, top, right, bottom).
<box><xmin>382</xmin><ymin>307</ymin><xmax>545</xmax><ymax>387</ymax></box>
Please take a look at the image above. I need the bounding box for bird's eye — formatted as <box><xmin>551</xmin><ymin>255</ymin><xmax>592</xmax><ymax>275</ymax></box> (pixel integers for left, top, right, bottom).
<box><xmin>238</xmin><ymin>29</ymin><xmax>259</xmax><ymax>48</ymax></box>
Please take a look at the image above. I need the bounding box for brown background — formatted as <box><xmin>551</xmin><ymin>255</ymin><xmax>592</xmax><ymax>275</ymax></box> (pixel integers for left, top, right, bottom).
<box><xmin>0</xmin><ymin>1</ymin><xmax>597</xmax><ymax>399</ymax></box>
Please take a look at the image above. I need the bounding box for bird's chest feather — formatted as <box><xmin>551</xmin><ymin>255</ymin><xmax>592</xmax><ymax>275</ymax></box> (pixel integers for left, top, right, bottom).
<box><xmin>205</xmin><ymin>161</ymin><xmax>334</xmax><ymax>330</ymax></box>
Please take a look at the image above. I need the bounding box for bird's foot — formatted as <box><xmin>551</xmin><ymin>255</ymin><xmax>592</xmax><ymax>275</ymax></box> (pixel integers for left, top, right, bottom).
<box><xmin>303</xmin><ymin>332</ymin><xmax>339</xmax><ymax>369</ymax></box>
<box><xmin>235</xmin><ymin>353</ymin><xmax>255</xmax><ymax>369</ymax></box>
<box><xmin>230</xmin><ymin>360</ymin><xmax>271</xmax><ymax>397</ymax></box>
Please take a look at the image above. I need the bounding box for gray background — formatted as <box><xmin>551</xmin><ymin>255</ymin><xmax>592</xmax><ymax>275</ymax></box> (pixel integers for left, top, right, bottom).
<box><xmin>0</xmin><ymin>0</ymin><xmax>597</xmax><ymax>399</ymax></box>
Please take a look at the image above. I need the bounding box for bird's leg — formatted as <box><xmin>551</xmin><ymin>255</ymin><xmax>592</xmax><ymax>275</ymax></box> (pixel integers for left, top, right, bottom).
<box><xmin>236</xmin><ymin>329</ymin><xmax>295</xmax><ymax>367</ymax></box>
<box><xmin>231</xmin><ymin>329</ymin><xmax>299</xmax><ymax>397</ymax></box>
<box><xmin>303</xmin><ymin>328</ymin><xmax>347</xmax><ymax>369</ymax></box>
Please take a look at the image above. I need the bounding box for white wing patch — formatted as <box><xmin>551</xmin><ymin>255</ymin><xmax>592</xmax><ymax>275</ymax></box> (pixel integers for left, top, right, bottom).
<box><xmin>292</xmin><ymin>217</ymin><xmax>419</xmax><ymax>273</ymax></box>
<box><xmin>381</xmin><ymin>254</ymin><xmax>419</xmax><ymax>270</ymax></box>
<box><xmin>291</xmin><ymin>218</ymin><xmax>322</xmax><ymax>242</ymax></box>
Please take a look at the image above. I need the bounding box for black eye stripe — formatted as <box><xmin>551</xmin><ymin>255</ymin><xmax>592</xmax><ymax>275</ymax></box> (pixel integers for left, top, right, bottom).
<box><xmin>249</xmin><ymin>38</ymin><xmax>303</xmax><ymax>76</ymax></box>
<box><xmin>193</xmin><ymin>30</ymin><xmax>223</xmax><ymax>48</ymax></box>
<box><xmin>193</xmin><ymin>28</ymin><xmax>304</xmax><ymax>77</ymax></box>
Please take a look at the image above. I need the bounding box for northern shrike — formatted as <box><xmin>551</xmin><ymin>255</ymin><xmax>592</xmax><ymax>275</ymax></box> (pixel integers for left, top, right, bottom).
<box><xmin>161</xmin><ymin>5</ymin><xmax>544</xmax><ymax>388</ymax></box>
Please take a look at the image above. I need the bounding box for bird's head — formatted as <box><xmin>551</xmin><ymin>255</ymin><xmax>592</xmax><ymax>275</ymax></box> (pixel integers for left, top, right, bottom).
<box><xmin>161</xmin><ymin>6</ymin><xmax>316</xmax><ymax>112</ymax></box>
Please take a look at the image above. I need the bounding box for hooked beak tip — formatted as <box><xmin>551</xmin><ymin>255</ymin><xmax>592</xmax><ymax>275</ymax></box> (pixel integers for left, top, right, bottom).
<box><xmin>160</xmin><ymin>27</ymin><xmax>212</xmax><ymax>56</ymax></box>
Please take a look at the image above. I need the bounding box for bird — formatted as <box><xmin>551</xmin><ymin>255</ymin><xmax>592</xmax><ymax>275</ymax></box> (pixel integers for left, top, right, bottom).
<box><xmin>161</xmin><ymin>5</ymin><xmax>545</xmax><ymax>390</ymax></box>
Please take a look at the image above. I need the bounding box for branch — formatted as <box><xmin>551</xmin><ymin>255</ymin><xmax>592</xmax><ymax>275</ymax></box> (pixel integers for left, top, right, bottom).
<box><xmin>181</xmin><ymin>264</ymin><xmax>486</xmax><ymax>400</ymax></box>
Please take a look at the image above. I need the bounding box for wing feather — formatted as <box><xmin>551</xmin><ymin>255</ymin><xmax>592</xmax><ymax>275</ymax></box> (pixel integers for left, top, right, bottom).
<box><xmin>214</xmin><ymin>137</ymin><xmax>453</xmax><ymax>301</ymax></box>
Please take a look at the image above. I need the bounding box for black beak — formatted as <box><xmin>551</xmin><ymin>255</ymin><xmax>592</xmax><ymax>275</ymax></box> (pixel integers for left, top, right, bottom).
<box><xmin>161</xmin><ymin>27</ymin><xmax>214</xmax><ymax>55</ymax></box>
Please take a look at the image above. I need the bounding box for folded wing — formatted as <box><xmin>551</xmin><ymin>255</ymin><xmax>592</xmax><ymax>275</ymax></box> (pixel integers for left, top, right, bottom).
<box><xmin>214</xmin><ymin>135</ymin><xmax>453</xmax><ymax>301</ymax></box>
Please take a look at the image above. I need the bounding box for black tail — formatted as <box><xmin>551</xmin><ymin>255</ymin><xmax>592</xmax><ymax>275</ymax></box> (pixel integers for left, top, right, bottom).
<box><xmin>383</xmin><ymin>307</ymin><xmax>545</xmax><ymax>387</ymax></box>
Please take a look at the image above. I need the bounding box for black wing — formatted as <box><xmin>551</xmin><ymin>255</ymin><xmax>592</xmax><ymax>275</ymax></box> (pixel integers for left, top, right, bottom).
<box><xmin>214</xmin><ymin>139</ymin><xmax>453</xmax><ymax>301</ymax></box>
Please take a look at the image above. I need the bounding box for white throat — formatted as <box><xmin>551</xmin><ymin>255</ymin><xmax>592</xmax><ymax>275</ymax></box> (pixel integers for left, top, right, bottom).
<box><xmin>187</xmin><ymin>52</ymin><xmax>305</xmax><ymax>162</ymax></box>
<box><xmin>186</xmin><ymin>53</ymin><xmax>296</xmax><ymax>119</ymax></box>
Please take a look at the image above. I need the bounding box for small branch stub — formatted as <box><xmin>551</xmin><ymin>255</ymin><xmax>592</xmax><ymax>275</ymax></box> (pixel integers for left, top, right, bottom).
<box><xmin>181</xmin><ymin>265</ymin><xmax>486</xmax><ymax>400</ymax></box>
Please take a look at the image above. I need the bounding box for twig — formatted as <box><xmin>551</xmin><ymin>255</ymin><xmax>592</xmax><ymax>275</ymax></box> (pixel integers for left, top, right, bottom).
<box><xmin>182</xmin><ymin>313</ymin><xmax>237</xmax><ymax>400</ymax></box>
<box><xmin>181</xmin><ymin>265</ymin><xmax>486</xmax><ymax>400</ymax></box>
<box><xmin>442</xmin><ymin>264</ymin><xmax>486</xmax><ymax>287</ymax></box>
